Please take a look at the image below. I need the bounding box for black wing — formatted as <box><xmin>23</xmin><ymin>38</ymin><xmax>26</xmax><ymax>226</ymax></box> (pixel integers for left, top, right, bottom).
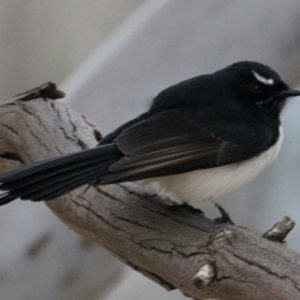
<box><xmin>99</xmin><ymin>112</ymin><xmax>151</xmax><ymax>145</ymax></box>
<box><xmin>101</xmin><ymin>108</ymin><xmax>278</xmax><ymax>184</ymax></box>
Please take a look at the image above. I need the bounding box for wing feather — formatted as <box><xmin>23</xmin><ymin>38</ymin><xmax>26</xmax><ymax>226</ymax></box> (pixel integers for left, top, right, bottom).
<box><xmin>101</xmin><ymin>108</ymin><xmax>278</xmax><ymax>184</ymax></box>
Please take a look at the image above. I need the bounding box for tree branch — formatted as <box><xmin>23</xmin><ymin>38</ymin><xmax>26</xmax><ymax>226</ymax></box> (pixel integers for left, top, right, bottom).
<box><xmin>0</xmin><ymin>83</ymin><xmax>299</xmax><ymax>300</ymax></box>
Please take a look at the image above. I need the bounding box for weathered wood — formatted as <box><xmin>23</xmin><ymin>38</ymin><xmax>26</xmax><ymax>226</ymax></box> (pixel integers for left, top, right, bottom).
<box><xmin>0</xmin><ymin>85</ymin><xmax>299</xmax><ymax>300</ymax></box>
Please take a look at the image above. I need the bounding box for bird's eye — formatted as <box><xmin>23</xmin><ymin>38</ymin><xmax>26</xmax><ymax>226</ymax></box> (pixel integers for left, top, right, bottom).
<box><xmin>250</xmin><ymin>82</ymin><xmax>263</xmax><ymax>93</ymax></box>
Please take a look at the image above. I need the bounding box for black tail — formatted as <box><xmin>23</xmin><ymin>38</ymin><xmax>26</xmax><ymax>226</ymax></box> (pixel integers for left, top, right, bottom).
<box><xmin>0</xmin><ymin>144</ymin><xmax>121</xmax><ymax>205</ymax></box>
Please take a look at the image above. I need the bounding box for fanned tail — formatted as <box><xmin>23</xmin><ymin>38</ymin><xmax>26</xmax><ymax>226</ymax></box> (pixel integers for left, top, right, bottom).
<box><xmin>0</xmin><ymin>144</ymin><xmax>121</xmax><ymax>204</ymax></box>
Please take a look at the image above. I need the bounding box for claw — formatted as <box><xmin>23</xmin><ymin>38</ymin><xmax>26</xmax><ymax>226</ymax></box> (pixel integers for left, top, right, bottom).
<box><xmin>165</xmin><ymin>203</ymin><xmax>205</xmax><ymax>217</ymax></box>
<box><xmin>213</xmin><ymin>203</ymin><xmax>234</xmax><ymax>225</ymax></box>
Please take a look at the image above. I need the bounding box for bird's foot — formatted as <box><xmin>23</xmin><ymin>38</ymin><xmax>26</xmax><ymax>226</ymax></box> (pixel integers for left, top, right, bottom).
<box><xmin>165</xmin><ymin>203</ymin><xmax>205</xmax><ymax>217</ymax></box>
<box><xmin>213</xmin><ymin>203</ymin><xmax>234</xmax><ymax>225</ymax></box>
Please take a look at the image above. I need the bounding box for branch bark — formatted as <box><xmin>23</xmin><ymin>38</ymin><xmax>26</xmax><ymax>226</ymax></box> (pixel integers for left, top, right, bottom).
<box><xmin>0</xmin><ymin>84</ymin><xmax>300</xmax><ymax>300</ymax></box>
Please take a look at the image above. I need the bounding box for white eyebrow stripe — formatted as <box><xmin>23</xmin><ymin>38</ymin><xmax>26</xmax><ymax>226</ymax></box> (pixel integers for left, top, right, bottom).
<box><xmin>252</xmin><ymin>71</ymin><xmax>274</xmax><ymax>85</ymax></box>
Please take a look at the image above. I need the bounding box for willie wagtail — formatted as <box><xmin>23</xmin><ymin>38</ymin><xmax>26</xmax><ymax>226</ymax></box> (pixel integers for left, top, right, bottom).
<box><xmin>0</xmin><ymin>61</ymin><xmax>299</xmax><ymax>207</ymax></box>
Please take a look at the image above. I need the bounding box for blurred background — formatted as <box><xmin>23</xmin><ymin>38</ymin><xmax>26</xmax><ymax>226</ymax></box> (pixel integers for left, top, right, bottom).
<box><xmin>1</xmin><ymin>1</ymin><xmax>300</xmax><ymax>299</ymax></box>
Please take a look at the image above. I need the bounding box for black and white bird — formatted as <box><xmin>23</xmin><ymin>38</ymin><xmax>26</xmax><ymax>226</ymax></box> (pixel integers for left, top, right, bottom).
<box><xmin>0</xmin><ymin>61</ymin><xmax>299</xmax><ymax>208</ymax></box>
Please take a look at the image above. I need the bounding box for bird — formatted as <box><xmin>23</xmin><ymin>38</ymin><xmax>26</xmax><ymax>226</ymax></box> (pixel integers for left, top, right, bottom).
<box><xmin>0</xmin><ymin>61</ymin><xmax>299</xmax><ymax>210</ymax></box>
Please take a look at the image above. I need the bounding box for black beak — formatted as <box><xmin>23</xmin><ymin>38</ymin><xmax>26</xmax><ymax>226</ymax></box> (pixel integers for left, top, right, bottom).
<box><xmin>274</xmin><ymin>89</ymin><xmax>300</xmax><ymax>98</ymax></box>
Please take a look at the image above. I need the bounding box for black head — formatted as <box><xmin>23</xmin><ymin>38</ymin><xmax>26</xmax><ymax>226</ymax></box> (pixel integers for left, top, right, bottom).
<box><xmin>217</xmin><ymin>61</ymin><xmax>300</xmax><ymax>115</ymax></box>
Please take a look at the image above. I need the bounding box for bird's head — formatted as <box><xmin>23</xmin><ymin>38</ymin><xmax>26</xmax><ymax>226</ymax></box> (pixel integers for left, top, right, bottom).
<box><xmin>219</xmin><ymin>61</ymin><xmax>300</xmax><ymax>115</ymax></box>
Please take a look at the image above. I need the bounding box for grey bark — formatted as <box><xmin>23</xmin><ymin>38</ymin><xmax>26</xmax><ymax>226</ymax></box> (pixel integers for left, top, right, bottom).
<box><xmin>0</xmin><ymin>84</ymin><xmax>300</xmax><ymax>300</ymax></box>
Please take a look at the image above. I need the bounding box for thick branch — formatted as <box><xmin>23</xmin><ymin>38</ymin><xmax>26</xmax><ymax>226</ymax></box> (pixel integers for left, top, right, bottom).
<box><xmin>0</xmin><ymin>84</ymin><xmax>300</xmax><ymax>300</ymax></box>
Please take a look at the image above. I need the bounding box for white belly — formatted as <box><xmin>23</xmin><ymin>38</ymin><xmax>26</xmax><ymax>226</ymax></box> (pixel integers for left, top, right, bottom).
<box><xmin>139</xmin><ymin>127</ymin><xmax>283</xmax><ymax>209</ymax></box>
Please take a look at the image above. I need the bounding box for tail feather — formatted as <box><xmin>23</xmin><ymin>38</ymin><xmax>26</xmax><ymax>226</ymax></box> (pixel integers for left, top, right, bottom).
<box><xmin>0</xmin><ymin>145</ymin><xmax>114</xmax><ymax>181</ymax></box>
<box><xmin>1</xmin><ymin>155</ymin><xmax>113</xmax><ymax>191</ymax></box>
<box><xmin>31</xmin><ymin>168</ymin><xmax>108</xmax><ymax>201</ymax></box>
<box><xmin>0</xmin><ymin>144</ymin><xmax>121</xmax><ymax>204</ymax></box>
<box><xmin>9</xmin><ymin>163</ymin><xmax>111</xmax><ymax>200</ymax></box>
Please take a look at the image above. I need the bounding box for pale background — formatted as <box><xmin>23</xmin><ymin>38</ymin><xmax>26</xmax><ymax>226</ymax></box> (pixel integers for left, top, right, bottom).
<box><xmin>1</xmin><ymin>1</ymin><xmax>300</xmax><ymax>300</ymax></box>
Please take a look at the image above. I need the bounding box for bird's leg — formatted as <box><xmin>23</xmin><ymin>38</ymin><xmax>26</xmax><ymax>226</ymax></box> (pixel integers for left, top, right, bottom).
<box><xmin>213</xmin><ymin>203</ymin><xmax>234</xmax><ymax>225</ymax></box>
<box><xmin>165</xmin><ymin>203</ymin><xmax>205</xmax><ymax>217</ymax></box>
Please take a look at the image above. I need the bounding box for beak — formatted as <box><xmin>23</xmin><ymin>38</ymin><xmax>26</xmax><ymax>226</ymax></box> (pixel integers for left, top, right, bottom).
<box><xmin>274</xmin><ymin>89</ymin><xmax>300</xmax><ymax>98</ymax></box>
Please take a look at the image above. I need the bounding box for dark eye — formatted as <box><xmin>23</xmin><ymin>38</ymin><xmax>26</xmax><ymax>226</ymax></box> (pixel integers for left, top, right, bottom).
<box><xmin>250</xmin><ymin>82</ymin><xmax>263</xmax><ymax>93</ymax></box>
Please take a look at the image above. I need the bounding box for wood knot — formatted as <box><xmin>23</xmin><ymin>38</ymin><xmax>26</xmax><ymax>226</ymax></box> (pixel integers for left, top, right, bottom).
<box><xmin>192</xmin><ymin>263</ymin><xmax>215</xmax><ymax>289</ymax></box>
